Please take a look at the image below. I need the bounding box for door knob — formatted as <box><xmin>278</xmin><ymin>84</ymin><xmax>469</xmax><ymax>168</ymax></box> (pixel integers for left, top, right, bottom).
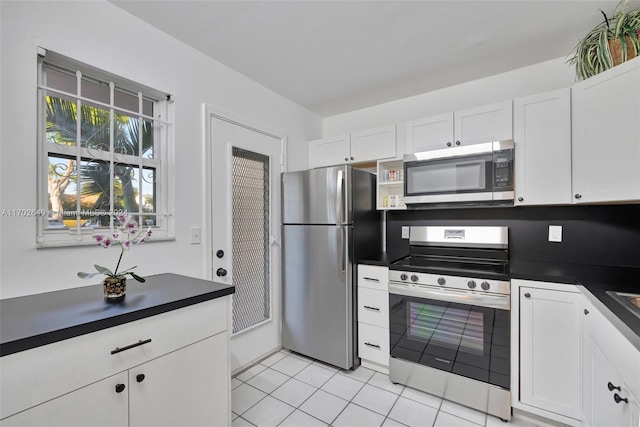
<box><xmin>136</xmin><ymin>374</ymin><xmax>146</xmax><ymax>383</ymax></box>
<box><xmin>446</xmin><ymin>142</ymin><xmax>452</xmax><ymax>147</ymax></box>
<box><xmin>517</xmin><ymin>197</ymin><xmax>524</xmax><ymax>202</ymax></box>
<box><xmin>216</xmin><ymin>268</ymin><xmax>227</xmax><ymax>277</ymax></box>
<box><xmin>524</xmin><ymin>292</ymin><xmax>531</xmax><ymax>298</ymax></box>
<box><xmin>216</xmin><ymin>250</ymin><xmax>224</xmax><ymax>258</ymax></box>
<box><xmin>575</xmin><ymin>194</ymin><xmax>582</xmax><ymax>199</ymax></box>
<box><xmin>455</xmin><ymin>141</ymin><xmax>461</xmax><ymax>146</ymax></box>
<box><xmin>115</xmin><ymin>383</ymin><xmax>126</xmax><ymax>393</ymax></box>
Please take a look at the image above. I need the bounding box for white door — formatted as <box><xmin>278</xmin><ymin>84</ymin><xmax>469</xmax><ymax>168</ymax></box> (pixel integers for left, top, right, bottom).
<box><xmin>209</xmin><ymin>115</ymin><xmax>282</xmax><ymax>372</ymax></box>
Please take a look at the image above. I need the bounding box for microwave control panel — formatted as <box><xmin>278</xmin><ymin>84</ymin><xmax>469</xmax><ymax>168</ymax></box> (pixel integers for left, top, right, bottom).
<box><xmin>493</xmin><ymin>150</ymin><xmax>513</xmax><ymax>190</ymax></box>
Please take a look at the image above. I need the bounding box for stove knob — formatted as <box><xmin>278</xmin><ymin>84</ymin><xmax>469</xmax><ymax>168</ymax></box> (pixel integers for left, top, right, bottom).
<box><xmin>411</xmin><ymin>274</ymin><xmax>419</xmax><ymax>282</ymax></box>
<box><xmin>400</xmin><ymin>273</ymin><xmax>408</xmax><ymax>281</ymax></box>
<box><xmin>437</xmin><ymin>277</ymin><xmax>446</xmax><ymax>286</ymax></box>
<box><xmin>481</xmin><ymin>281</ymin><xmax>490</xmax><ymax>291</ymax></box>
<box><xmin>467</xmin><ymin>280</ymin><xmax>476</xmax><ymax>289</ymax></box>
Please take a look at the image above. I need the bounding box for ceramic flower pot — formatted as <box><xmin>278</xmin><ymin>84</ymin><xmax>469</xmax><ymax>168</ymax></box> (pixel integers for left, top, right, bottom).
<box><xmin>103</xmin><ymin>276</ymin><xmax>126</xmax><ymax>302</ymax></box>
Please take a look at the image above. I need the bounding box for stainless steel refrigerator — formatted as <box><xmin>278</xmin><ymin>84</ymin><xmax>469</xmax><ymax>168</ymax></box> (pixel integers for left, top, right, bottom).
<box><xmin>281</xmin><ymin>165</ymin><xmax>381</xmax><ymax>370</ymax></box>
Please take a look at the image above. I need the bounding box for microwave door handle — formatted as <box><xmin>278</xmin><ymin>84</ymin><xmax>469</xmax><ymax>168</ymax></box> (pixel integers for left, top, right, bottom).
<box><xmin>336</xmin><ymin>169</ymin><xmax>344</xmax><ymax>226</ymax></box>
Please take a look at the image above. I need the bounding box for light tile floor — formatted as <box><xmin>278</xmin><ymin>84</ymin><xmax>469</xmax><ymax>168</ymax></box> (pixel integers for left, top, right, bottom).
<box><xmin>232</xmin><ymin>350</ymin><xmax>540</xmax><ymax>427</ymax></box>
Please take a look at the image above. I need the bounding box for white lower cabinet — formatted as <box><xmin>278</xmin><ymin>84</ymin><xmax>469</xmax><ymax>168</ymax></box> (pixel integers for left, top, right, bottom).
<box><xmin>1</xmin><ymin>372</ymin><xmax>129</xmax><ymax>427</ymax></box>
<box><xmin>512</xmin><ymin>280</ymin><xmax>582</xmax><ymax>425</ymax></box>
<box><xmin>357</xmin><ymin>264</ymin><xmax>389</xmax><ymax>373</ymax></box>
<box><xmin>0</xmin><ymin>297</ymin><xmax>231</xmax><ymax>427</ymax></box>
<box><xmin>582</xmin><ymin>297</ymin><xmax>640</xmax><ymax>427</ymax></box>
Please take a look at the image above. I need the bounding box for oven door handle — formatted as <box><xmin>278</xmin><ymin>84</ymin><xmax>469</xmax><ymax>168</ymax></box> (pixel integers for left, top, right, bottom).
<box><xmin>389</xmin><ymin>283</ymin><xmax>510</xmax><ymax>310</ymax></box>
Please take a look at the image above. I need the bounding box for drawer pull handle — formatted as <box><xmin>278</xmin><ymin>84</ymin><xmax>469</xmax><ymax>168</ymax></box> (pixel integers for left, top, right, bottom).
<box><xmin>614</xmin><ymin>393</ymin><xmax>628</xmax><ymax>404</ymax></box>
<box><xmin>364</xmin><ymin>342</ymin><xmax>380</xmax><ymax>349</ymax></box>
<box><xmin>363</xmin><ymin>277</ymin><xmax>379</xmax><ymax>282</ymax></box>
<box><xmin>363</xmin><ymin>305</ymin><xmax>380</xmax><ymax>311</ymax></box>
<box><xmin>608</xmin><ymin>382</ymin><xmax>621</xmax><ymax>392</ymax></box>
<box><xmin>111</xmin><ymin>338</ymin><xmax>152</xmax><ymax>355</ymax></box>
<box><xmin>115</xmin><ymin>383</ymin><xmax>126</xmax><ymax>393</ymax></box>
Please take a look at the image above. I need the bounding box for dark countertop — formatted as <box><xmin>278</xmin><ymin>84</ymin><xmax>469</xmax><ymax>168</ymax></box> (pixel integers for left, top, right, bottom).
<box><xmin>358</xmin><ymin>251</ymin><xmax>408</xmax><ymax>267</ymax></box>
<box><xmin>510</xmin><ymin>260</ymin><xmax>640</xmax><ymax>347</ymax></box>
<box><xmin>358</xmin><ymin>251</ymin><xmax>639</xmax><ymax>346</ymax></box>
<box><xmin>0</xmin><ymin>273</ymin><xmax>235</xmax><ymax>357</ymax></box>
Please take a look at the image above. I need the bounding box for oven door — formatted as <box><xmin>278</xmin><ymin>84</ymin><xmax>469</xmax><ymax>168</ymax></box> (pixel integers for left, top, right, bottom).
<box><xmin>388</xmin><ymin>283</ymin><xmax>510</xmax><ymax>389</ymax></box>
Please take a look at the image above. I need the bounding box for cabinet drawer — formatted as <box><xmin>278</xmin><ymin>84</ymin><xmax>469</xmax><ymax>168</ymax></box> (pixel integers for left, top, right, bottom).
<box><xmin>358</xmin><ymin>287</ymin><xmax>388</xmax><ymax>328</ymax></box>
<box><xmin>357</xmin><ymin>265</ymin><xmax>388</xmax><ymax>291</ymax></box>
<box><xmin>0</xmin><ymin>297</ymin><xmax>229</xmax><ymax>419</ymax></box>
<box><xmin>358</xmin><ymin>323</ymin><xmax>389</xmax><ymax>367</ymax></box>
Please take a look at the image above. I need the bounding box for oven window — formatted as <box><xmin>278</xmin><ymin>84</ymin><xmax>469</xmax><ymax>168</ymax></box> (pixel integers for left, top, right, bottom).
<box><xmin>390</xmin><ymin>294</ymin><xmax>510</xmax><ymax>389</ymax></box>
<box><xmin>405</xmin><ymin>154</ymin><xmax>492</xmax><ymax>196</ymax></box>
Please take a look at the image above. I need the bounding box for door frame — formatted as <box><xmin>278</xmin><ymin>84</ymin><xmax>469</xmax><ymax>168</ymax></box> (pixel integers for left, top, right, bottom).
<box><xmin>202</xmin><ymin>104</ymin><xmax>286</xmax><ymax>336</ymax></box>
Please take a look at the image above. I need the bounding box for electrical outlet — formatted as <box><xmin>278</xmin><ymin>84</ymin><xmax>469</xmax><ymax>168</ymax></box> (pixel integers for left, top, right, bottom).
<box><xmin>548</xmin><ymin>225</ymin><xmax>562</xmax><ymax>243</ymax></box>
<box><xmin>190</xmin><ymin>227</ymin><xmax>201</xmax><ymax>244</ymax></box>
<box><xmin>402</xmin><ymin>226</ymin><xmax>410</xmax><ymax>239</ymax></box>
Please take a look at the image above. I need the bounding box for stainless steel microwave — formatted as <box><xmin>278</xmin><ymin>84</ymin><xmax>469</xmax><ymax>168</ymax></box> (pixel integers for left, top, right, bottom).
<box><xmin>403</xmin><ymin>140</ymin><xmax>514</xmax><ymax>208</ymax></box>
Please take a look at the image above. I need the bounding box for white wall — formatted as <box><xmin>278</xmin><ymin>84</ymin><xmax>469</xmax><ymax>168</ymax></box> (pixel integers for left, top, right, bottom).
<box><xmin>0</xmin><ymin>1</ymin><xmax>321</xmax><ymax>298</ymax></box>
<box><xmin>323</xmin><ymin>57</ymin><xmax>577</xmax><ymax>136</ymax></box>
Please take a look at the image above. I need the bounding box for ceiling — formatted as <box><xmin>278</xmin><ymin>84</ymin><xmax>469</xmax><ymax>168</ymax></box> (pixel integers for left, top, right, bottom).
<box><xmin>110</xmin><ymin>0</ymin><xmax>636</xmax><ymax>117</ymax></box>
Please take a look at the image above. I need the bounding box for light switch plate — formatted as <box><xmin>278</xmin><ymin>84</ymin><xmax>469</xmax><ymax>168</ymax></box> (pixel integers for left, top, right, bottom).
<box><xmin>190</xmin><ymin>227</ymin><xmax>201</xmax><ymax>244</ymax></box>
<box><xmin>548</xmin><ymin>225</ymin><xmax>562</xmax><ymax>243</ymax></box>
<box><xmin>402</xmin><ymin>226</ymin><xmax>410</xmax><ymax>239</ymax></box>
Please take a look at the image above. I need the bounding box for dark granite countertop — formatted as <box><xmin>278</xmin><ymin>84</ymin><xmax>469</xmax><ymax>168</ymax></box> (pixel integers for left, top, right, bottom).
<box><xmin>358</xmin><ymin>251</ymin><xmax>408</xmax><ymax>267</ymax></box>
<box><xmin>0</xmin><ymin>273</ymin><xmax>234</xmax><ymax>357</ymax></box>
<box><xmin>357</xmin><ymin>251</ymin><xmax>639</xmax><ymax>347</ymax></box>
<box><xmin>510</xmin><ymin>260</ymin><xmax>640</xmax><ymax>348</ymax></box>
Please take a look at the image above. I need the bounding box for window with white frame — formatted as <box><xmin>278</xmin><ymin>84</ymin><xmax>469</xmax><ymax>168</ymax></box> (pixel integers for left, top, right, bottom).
<box><xmin>36</xmin><ymin>49</ymin><xmax>173</xmax><ymax>246</ymax></box>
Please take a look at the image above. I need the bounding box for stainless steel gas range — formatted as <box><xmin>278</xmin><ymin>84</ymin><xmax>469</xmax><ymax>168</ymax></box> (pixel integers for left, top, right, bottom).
<box><xmin>388</xmin><ymin>226</ymin><xmax>511</xmax><ymax>421</ymax></box>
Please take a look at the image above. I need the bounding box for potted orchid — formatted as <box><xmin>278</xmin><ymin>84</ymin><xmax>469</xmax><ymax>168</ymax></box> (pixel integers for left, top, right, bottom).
<box><xmin>78</xmin><ymin>214</ymin><xmax>152</xmax><ymax>301</ymax></box>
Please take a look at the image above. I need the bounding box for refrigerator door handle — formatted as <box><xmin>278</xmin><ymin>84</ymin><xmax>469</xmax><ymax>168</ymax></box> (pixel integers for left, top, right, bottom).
<box><xmin>337</xmin><ymin>227</ymin><xmax>346</xmax><ymax>280</ymax></box>
<box><xmin>336</xmin><ymin>169</ymin><xmax>344</xmax><ymax>227</ymax></box>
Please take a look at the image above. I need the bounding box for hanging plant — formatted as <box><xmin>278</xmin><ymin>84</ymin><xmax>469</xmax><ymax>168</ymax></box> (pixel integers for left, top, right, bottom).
<box><xmin>568</xmin><ymin>0</ymin><xmax>640</xmax><ymax>80</ymax></box>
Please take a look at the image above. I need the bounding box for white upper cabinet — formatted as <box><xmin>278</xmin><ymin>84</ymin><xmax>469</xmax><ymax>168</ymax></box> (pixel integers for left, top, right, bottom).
<box><xmin>350</xmin><ymin>125</ymin><xmax>397</xmax><ymax>163</ymax></box>
<box><xmin>406</xmin><ymin>101</ymin><xmax>513</xmax><ymax>153</ymax></box>
<box><xmin>405</xmin><ymin>113</ymin><xmax>454</xmax><ymax>153</ymax></box>
<box><xmin>454</xmin><ymin>100</ymin><xmax>513</xmax><ymax>145</ymax></box>
<box><xmin>308</xmin><ymin>134</ymin><xmax>351</xmax><ymax>169</ymax></box>
<box><xmin>308</xmin><ymin>125</ymin><xmax>396</xmax><ymax>169</ymax></box>
<box><xmin>513</xmin><ymin>89</ymin><xmax>572</xmax><ymax>206</ymax></box>
<box><xmin>572</xmin><ymin>57</ymin><xmax>640</xmax><ymax>204</ymax></box>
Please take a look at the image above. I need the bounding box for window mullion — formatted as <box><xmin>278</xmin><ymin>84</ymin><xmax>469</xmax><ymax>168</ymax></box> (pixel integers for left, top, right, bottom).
<box><xmin>137</xmin><ymin>92</ymin><xmax>144</xmax><ymax>223</ymax></box>
<box><xmin>36</xmin><ymin>59</ymin><xmax>46</xmax><ymax>244</ymax></box>
<box><xmin>109</xmin><ymin>81</ymin><xmax>115</xmax><ymax>230</ymax></box>
<box><xmin>74</xmin><ymin>71</ymin><xmax>82</xmax><ymax>241</ymax></box>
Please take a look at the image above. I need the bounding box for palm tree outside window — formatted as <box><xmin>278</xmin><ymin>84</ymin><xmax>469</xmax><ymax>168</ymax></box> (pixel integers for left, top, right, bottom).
<box><xmin>37</xmin><ymin>50</ymin><xmax>172</xmax><ymax>246</ymax></box>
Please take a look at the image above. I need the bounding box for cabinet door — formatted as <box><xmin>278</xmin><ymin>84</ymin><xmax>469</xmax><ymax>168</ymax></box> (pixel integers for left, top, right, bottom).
<box><xmin>1</xmin><ymin>372</ymin><xmax>128</xmax><ymax>427</ymax></box>
<box><xmin>572</xmin><ymin>57</ymin><xmax>640</xmax><ymax>203</ymax></box>
<box><xmin>519</xmin><ymin>287</ymin><xmax>581</xmax><ymax>419</ymax></box>
<box><xmin>405</xmin><ymin>113</ymin><xmax>454</xmax><ymax>153</ymax></box>
<box><xmin>129</xmin><ymin>332</ymin><xmax>229</xmax><ymax>427</ymax></box>
<box><xmin>513</xmin><ymin>89</ymin><xmax>572</xmax><ymax>205</ymax></box>
<box><xmin>350</xmin><ymin>125</ymin><xmax>396</xmax><ymax>163</ymax></box>
<box><xmin>454</xmin><ymin>100</ymin><xmax>513</xmax><ymax>146</ymax></box>
<box><xmin>583</xmin><ymin>334</ymin><xmax>637</xmax><ymax>427</ymax></box>
<box><xmin>308</xmin><ymin>134</ymin><xmax>350</xmax><ymax>169</ymax></box>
